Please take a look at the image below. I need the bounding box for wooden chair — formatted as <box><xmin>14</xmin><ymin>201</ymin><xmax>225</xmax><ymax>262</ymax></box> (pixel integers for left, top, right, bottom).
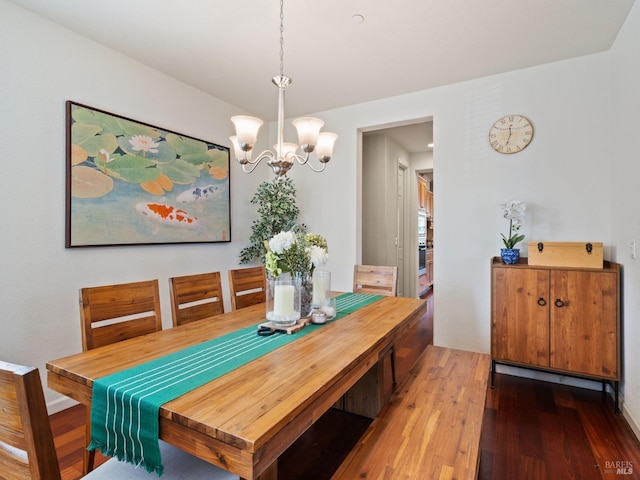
<box><xmin>228</xmin><ymin>266</ymin><xmax>267</xmax><ymax>310</ymax></box>
<box><xmin>79</xmin><ymin>279</ymin><xmax>163</xmax><ymax>473</ymax></box>
<box><xmin>169</xmin><ymin>272</ymin><xmax>225</xmax><ymax>326</ymax></box>
<box><xmin>353</xmin><ymin>265</ymin><xmax>398</xmax><ymax>296</ymax></box>
<box><xmin>353</xmin><ymin>264</ymin><xmax>399</xmax><ymax>386</ymax></box>
<box><xmin>0</xmin><ymin>360</ymin><xmax>238</xmax><ymax>480</ymax></box>
<box><xmin>79</xmin><ymin>279</ymin><xmax>163</xmax><ymax>351</ymax></box>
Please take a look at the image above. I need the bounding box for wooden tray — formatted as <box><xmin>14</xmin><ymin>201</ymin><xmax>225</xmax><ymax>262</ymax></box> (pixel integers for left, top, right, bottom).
<box><xmin>258</xmin><ymin>317</ymin><xmax>310</xmax><ymax>334</ymax></box>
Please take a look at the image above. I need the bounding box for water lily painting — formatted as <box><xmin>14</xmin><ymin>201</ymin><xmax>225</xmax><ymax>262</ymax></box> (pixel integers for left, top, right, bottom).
<box><xmin>66</xmin><ymin>101</ymin><xmax>230</xmax><ymax>247</ymax></box>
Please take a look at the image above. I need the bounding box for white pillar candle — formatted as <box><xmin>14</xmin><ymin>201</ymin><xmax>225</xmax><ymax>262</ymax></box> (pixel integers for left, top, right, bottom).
<box><xmin>312</xmin><ymin>275</ymin><xmax>327</xmax><ymax>305</ymax></box>
<box><xmin>273</xmin><ymin>284</ymin><xmax>295</xmax><ymax>317</ymax></box>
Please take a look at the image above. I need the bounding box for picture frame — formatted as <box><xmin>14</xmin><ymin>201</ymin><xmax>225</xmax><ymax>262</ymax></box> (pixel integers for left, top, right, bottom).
<box><xmin>66</xmin><ymin>101</ymin><xmax>231</xmax><ymax>247</ymax></box>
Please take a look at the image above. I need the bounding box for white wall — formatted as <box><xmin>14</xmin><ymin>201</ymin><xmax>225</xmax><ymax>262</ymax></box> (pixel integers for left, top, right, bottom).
<box><xmin>610</xmin><ymin>1</ymin><xmax>640</xmax><ymax>438</ymax></box>
<box><xmin>0</xmin><ymin>0</ymin><xmax>273</xmax><ymax>412</ymax></box>
<box><xmin>293</xmin><ymin>13</ymin><xmax>638</xmax><ymax>431</ymax></box>
<box><xmin>2</xmin><ymin>0</ymin><xmax>639</xmax><ymax>435</ymax></box>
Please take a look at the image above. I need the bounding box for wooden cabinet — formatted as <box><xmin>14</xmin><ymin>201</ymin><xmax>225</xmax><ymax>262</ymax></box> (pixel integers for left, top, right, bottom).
<box><xmin>418</xmin><ymin>177</ymin><xmax>433</xmax><ymax>217</ymax></box>
<box><xmin>491</xmin><ymin>258</ymin><xmax>621</xmax><ymax>407</ymax></box>
<box><xmin>425</xmin><ymin>190</ymin><xmax>433</xmax><ymax>218</ymax></box>
<box><xmin>418</xmin><ymin>177</ymin><xmax>427</xmax><ymax>210</ymax></box>
<box><xmin>418</xmin><ymin>250</ymin><xmax>433</xmax><ymax>296</ymax></box>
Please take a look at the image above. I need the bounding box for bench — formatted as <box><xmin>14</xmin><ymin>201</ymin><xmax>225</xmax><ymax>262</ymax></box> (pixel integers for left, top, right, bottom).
<box><xmin>331</xmin><ymin>345</ymin><xmax>490</xmax><ymax>480</ymax></box>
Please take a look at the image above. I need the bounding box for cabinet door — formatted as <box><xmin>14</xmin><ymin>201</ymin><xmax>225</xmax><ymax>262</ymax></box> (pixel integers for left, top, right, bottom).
<box><xmin>550</xmin><ymin>270</ymin><xmax>618</xmax><ymax>379</ymax></box>
<box><xmin>425</xmin><ymin>190</ymin><xmax>433</xmax><ymax>217</ymax></box>
<box><xmin>418</xmin><ymin>180</ymin><xmax>427</xmax><ymax>209</ymax></box>
<box><xmin>492</xmin><ymin>267</ymin><xmax>550</xmax><ymax>367</ymax></box>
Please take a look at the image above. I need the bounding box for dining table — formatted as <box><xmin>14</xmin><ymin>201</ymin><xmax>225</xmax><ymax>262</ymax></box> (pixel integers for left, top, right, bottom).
<box><xmin>47</xmin><ymin>293</ymin><xmax>426</xmax><ymax>480</ymax></box>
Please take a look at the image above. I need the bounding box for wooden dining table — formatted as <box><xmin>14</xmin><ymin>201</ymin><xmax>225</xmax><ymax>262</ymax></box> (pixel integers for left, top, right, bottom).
<box><xmin>47</xmin><ymin>294</ymin><xmax>426</xmax><ymax>480</ymax></box>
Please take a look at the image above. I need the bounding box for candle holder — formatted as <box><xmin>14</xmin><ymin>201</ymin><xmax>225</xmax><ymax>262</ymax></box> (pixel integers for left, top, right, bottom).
<box><xmin>318</xmin><ymin>296</ymin><xmax>337</xmax><ymax>320</ymax></box>
<box><xmin>312</xmin><ymin>268</ymin><xmax>331</xmax><ymax>309</ymax></box>
<box><xmin>266</xmin><ymin>273</ymin><xmax>301</xmax><ymax>327</ymax></box>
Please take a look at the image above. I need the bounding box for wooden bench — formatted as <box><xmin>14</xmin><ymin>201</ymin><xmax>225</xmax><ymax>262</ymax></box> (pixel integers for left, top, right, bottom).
<box><xmin>331</xmin><ymin>345</ymin><xmax>491</xmax><ymax>480</ymax></box>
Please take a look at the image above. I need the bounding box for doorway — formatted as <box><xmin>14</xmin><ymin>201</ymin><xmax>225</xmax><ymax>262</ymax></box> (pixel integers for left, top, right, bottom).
<box><xmin>361</xmin><ymin>119</ymin><xmax>433</xmax><ymax>298</ymax></box>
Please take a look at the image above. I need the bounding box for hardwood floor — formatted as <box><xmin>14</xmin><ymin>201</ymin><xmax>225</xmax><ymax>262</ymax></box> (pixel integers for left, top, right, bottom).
<box><xmin>480</xmin><ymin>373</ymin><xmax>640</xmax><ymax>480</ymax></box>
<box><xmin>49</xmin><ymin>290</ymin><xmax>640</xmax><ymax>479</ymax></box>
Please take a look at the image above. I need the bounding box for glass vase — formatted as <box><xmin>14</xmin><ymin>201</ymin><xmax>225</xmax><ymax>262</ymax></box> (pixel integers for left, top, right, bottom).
<box><xmin>298</xmin><ymin>272</ymin><xmax>314</xmax><ymax>318</ymax></box>
<box><xmin>266</xmin><ymin>273</ymin><xmax>301</xmax><ymax>327</ymax></box>
<box><xmin>312</xmin><ymin>268</ymin><xmax>336</xmax><ymax>320</ymax></box>
<box><xmin>312</xmin><ymin>268</ymin><xmax>331</xmax><ymax>308</ymax></box>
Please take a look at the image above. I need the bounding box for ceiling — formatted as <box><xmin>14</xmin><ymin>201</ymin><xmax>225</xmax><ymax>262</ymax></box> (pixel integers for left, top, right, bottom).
<box><xmin>7</xmin><ymin>0</ymin><xmax>634</xmax><ymax>152</ymax></box>
<box><xmin>8</xmin><ymin>0</ymin><xmax>634</xmax><ymax>120</ymax></box>
<box><xmin>364</xmin><ymin>122</ymin><xmax>434</xmax><ymax>154</ymax></box>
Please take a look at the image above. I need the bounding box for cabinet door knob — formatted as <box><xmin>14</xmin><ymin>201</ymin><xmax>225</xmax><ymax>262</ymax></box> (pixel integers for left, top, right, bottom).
<box><xmin>554</xmin><ymin>298</ymin><xmax>565</xmax><ymax>308</ymax></box>
<box><xmin>537</xmin><ymin>297</ymin><xmax>547</xmax><ymax>306</ymax></box>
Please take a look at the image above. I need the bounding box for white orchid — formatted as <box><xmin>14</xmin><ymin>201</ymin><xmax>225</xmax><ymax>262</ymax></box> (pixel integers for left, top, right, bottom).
<box><xmin>500</xmin><ymin>199</ymin><xmax>526</xmax><ymax>249</ymax></box>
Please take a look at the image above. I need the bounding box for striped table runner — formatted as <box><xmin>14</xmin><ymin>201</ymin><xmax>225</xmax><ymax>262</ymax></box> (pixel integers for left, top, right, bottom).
<box><xmin>88</xmin><ymin>292</ymin><xmax>382</xmax><ymax>475</ymax></box>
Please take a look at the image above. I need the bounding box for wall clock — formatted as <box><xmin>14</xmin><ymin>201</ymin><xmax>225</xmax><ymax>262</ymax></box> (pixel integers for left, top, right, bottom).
<box><xmin>489</xmin><ymin>114</ymin><xmax>533</xmax><ymax>154</ymax></box>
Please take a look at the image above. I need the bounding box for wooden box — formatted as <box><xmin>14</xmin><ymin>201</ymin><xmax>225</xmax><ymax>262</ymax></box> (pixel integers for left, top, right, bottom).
<box><xmin>527</xmin><ymin>241</ymin><xmax>603</xmax><ymax>268</ymax></box>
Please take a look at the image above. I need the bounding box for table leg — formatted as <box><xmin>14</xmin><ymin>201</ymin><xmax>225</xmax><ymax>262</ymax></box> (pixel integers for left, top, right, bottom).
<box><xmin>253</xmin><ymin>460</ymin><xmax>277</xmax><ymax>480</ymax></box>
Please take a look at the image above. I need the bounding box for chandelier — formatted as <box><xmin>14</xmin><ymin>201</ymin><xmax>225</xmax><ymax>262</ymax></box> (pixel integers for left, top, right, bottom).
<box><xmin>229</xmin><ymin>0</ymin><xmax>337</xmax><ymax>177</ymax></box>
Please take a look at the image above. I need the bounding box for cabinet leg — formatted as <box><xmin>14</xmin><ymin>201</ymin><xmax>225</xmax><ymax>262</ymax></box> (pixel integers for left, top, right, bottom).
<box><xmin>490</xmin><ymin>359</ymin><xmax>496</xmax><ymax>389</ymax></box>
<box><xmin>605</xmin><ymin>380</ymin><xmax>622</xmax><ymax>414</ymax></box>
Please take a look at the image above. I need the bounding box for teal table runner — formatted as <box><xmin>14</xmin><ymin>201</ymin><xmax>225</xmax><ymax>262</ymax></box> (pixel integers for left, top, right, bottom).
<box><xmin>89</xmin><ymin>292</ymin><xmax>382</xmax><ymax>475</ymax></box>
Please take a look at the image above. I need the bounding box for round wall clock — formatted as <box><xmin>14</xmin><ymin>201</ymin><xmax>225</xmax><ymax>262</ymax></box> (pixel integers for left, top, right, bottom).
<box><xmin>489</xmin><ymin>114</ymin><xmax>533</xmax><ymax>154</ymax></box>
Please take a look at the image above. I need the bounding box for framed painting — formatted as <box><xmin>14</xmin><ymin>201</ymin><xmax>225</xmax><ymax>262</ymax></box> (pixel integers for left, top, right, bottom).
<box><xmin>66</xmin><ymin>101</ymin><xmax>230</xmax><ymax>247</ymax></box>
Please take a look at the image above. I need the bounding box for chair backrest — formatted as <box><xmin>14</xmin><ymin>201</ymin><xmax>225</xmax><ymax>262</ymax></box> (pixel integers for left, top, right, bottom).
<box><xmin>0</xmin><ymin>361</ymin><xmax>62</xmax><ymax>480</ymax></box>
<box><xmin>79</xmin><ymin>279</ymin><xmax>163</xmax><ymax>351</ymax></box>
<box><xmin>228</xmin><ymin>266</ymin><xmax>266</xmax><ymax>311</ymax></box>
<box><xmin>169</xmin><ymin>272</ymin><xmax>225</xmax><ymax>326</ymax></box>
<box><xmin>353</xmin><ymin>265</ymin><xmax>398</xmax><ymax>296</ymax></box>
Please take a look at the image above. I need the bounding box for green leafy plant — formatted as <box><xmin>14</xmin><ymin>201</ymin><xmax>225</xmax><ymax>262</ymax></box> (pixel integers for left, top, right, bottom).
<box><xmin>239</xmin><ymin>177</ymin><xmax>302</xmax><ymax>264</ymax></box>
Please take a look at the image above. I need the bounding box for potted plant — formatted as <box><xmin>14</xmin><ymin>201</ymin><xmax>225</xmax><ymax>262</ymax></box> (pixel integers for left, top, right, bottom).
<box><xmin>500</xmin><ymin>199</ymin><xmax>526</xmax><ymax>264</ymax></box>
<box><xmin>239</xmin><ymin>176</ymin><xmax>301</xmax><ymax>265</ymax></box>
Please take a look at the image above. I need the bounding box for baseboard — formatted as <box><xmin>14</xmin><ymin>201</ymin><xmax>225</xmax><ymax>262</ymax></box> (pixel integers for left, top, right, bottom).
<box><xmin>622</xmin><ymin>403</ymin><xmax>640</xmax><ymax>442</ymax></box>
<box><xmin>495</xmin><ymin>363</ymin><xmax>604</xmax><ymax>391</ymax></box>
<box><xmin>47</xmin><ymin>396</ymin><xmax>78</xmax><ymax>415</ymax></box>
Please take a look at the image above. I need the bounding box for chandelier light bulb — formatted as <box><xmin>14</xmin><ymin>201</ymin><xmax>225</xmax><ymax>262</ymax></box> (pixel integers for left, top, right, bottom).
<box><xmin>229</xmin><ymin>136</ymin><xmax>251</xmax><ymax>163</ymax></box>
<box><xmin>230</xmin><ymin>116</ymin><xmax>263</xmax><ymax>151</ymax></box>
<box><xmin>315</xmin><ymin>132</ymin><xmax>338</xmax><ymax>163</ymax></box>
<box><xmin>275</xmin><ymin>142</ymin><xmax>299</xmax><ymax>164</ymax></box>
<box><xmin>292</xmin><ymin>117</ymin><xmax>324</xmax><ymax>152</ymax></box>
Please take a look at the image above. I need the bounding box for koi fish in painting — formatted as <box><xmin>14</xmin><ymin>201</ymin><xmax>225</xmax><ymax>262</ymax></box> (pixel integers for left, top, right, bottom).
<box><xmin>135</xmin><ymin>202</ymin><xmax>200</xmax><ymax>234</ymax></box>
<box><xmin>176</xmin><ymin>185</ymin><xmax>224</xmax><ymax>204</ymax></box>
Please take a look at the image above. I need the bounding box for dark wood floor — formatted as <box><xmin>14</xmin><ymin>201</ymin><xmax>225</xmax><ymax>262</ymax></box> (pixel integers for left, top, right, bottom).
<box><xmin>480</xmin><ymin>373</ymin><xmax>640</xmax><ymax>480</ymax></box>
<box><xmin>50</xmin><ymin>289</ymin><xmax>640</xmax><ymax>479</ymax></box>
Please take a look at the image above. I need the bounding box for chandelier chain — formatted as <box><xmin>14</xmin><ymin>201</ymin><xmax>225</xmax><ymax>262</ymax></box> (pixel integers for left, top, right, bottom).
<box><xmin>229</xmin><ymin>0</ymin><xmax>336</xmax><ymax>176</ymax></box>
<box><xmin>279</xmin><ymin>0</ymin><xmax>285</xmax><ymax>77</ymax></box>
